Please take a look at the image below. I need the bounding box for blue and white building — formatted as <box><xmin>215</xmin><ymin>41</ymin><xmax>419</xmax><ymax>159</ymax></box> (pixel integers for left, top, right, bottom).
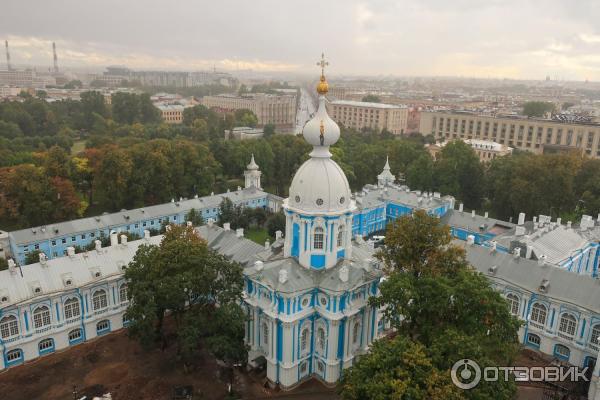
<box><xmin>2</xmin><ymin>159</ymin><xmax>281</xmax><ymax>265</ymax></box>
<box><xmin>243</xmin><ymin>71</ymin><xmax>385</xmax><ymax>389</ymax></box>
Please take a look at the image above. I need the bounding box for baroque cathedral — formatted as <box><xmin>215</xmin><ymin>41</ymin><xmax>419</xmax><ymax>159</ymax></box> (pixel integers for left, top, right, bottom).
<box><xmin>243</xmin><ymin>59</ymin><xmax>385</xmax><ymax>388</ymax></box>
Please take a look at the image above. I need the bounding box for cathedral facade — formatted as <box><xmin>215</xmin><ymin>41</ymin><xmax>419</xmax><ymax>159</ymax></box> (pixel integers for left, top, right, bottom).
<box><xmin>243</xmin><ymin>63</ymin><xmax>385</xmax><ymax>388</ymax></box>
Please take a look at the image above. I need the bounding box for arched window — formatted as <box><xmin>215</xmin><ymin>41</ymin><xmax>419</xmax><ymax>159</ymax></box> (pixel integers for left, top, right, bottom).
<box><xmin>96</xmin><ymin>320</ymin><xmax>110</xmax><ymax>334</ymax></box>
<box><xmin>337</xmin><ymin>225</ymin><xmax>344</xmax><ymax>247</ymax></box>
<box><xmin>591</xmin><ymin>325</ymin><xmax>600</xmax><ymax>346</ymax></box>
<box><xmin>63</xmin><ymin>298</ymin><xmax>80</xmax><ymax>320</ymax></box>
<box><xmin>0</xmin><ymin>315</ymin><xmax>19</xmax><ymax>339</ymax></box>
<box><xmin>530</xmin><ymin>303</ymin><xmax>547</xmax><ymax>326</ymax></box>
<box><xmin>119</xmin><ymin>284</ymin><xmax>128</xmax><ymax>303</ymax></box>
<box><xmin>38</xmin><ymin>338</ymin><xmax>54</xmax><ymax>353</ymax></box>
<box><xmin>300</xmin><ymin>328</ymin><xmax>309</xmax><ymax>353</ymax></box>
<box><xmin>313</xmin><ymin>227</ymin><xmax>324</xmax><ymax>250</ymax></box>
<box><xmin>352</xmin><ymin>321</ymin><xmax>361</xmax><ymax>345</ymax></box>
<box><xmin>317</xmin><ymin>326</ymin><xmax>326</xmax><ymax>352</ymax></box>
<box><xmin>6</xmin><ymin>349</ymin><xmax>23</xmax><ymax>364</ymax></box>
<box><xmin>262</xmin><ymin>322</ymin><xmax>269</xmax><ymax>347</ymax></box>
<box><xmin>506</xmin><ymin>293</ymin><xmax>520</xmax><ymax>316</ymax></box>
<box><xmin>92</xmin><ymin>289</ymin><xmax>108</xmax><ymax>311</ymax></box>
<box><xmin>559</xmin><ymin>313</ymin><xmax>577</xmax><ymax>337</ymax></box>
<box><xmin>33</xmin><ymin>306</ymin><xmax>51</xmax><ymax>329</ymax></box>
<box><xmin>554</xmin><ymin>344</ymin><xmax>571</xmax><ymax>360</ymax></box>
<box><xmin>68</xmin><ymin>328</ymin><xmax>83</xmax><ymax>343</ymax></box>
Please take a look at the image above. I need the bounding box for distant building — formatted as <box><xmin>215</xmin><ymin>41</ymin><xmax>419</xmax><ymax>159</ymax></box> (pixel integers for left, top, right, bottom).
<box><xmin>224</xmin><ymin>126</ymin><xmax>264</xmax><ymax>140</ymax></box>
<box><xmin>327</xmin><ymin>100</ymin><xmax>408</xmax><ymax>135</ymax></box>
<box><xmin>156</xmin><ymin>104</ymin><xmax>184</xmax><ymax>124</ymax></box>
<box><xmin>426</xmin><ymin>138</ymin><xmax>513</xmax><ymax>162</ymax></box>
<box><xmin>0</xmin><ymin>69</ymin><xmax>56</xmax><ymax>88</ymax></box>
<box><xmin>201</xmin><ymin>93</ymin><xmax>296</xmax><ymax>129</ymax></box>
<box><xmin>420</xmin><ymin>110</ymin><xmax>600</xmax><ymax>158</ymax></box>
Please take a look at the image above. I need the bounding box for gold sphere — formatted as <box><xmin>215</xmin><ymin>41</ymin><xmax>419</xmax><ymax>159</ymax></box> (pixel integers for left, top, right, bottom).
<box><xmin>316</xmin><ymin>75</ymin><xmax>329</xmax><ymax>95</ymax></box>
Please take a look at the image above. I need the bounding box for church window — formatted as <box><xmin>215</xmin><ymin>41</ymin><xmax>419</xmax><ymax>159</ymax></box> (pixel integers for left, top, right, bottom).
<box><xmin>300</xmin><ymin>328</ymin><xmax>309</xmax><ymax>353</ymax></box>
<box><xmin>316</xmin><ymin>198</ymin><xmax>323</xmax><ymax>206</ymax></box>
<box><xmin>530</xmin><ymin>303</ymin><xmax>547</xmax><ymax>326</ymax></box>
<box><xmin>6</xmin><ymin>349</ymin><xmax>22</xmax><ymax>363</ymax></box>
<box><xmin>119</xmin><ymin>284</ymin><xmax>128</xmax><ymax>303</ymax></box>
<box><xmin>337</xmin><ymin>225</ymin><xmax>344</xmax><ymax>247</ymax></box>
<box><xmin>506</xmin><ymin>293</ymin><xmax>519</xmax><ymax>316</ymax></box>
<box><xmin>527</xmin><ymin>333</ymin><xmax>540</xmax><ymax>347</ymax></box>
<box><xmin>591</xmin><ymin>325</ymin><xmax>600</xmax><ymax>345</ymax></box>
<box><xmin>558</xmin><ymin>313</ymin><xmax>577</xmax><ymax>337</ymax></box>
<box><xmin>92</xmin><ymin>289</ymin><xmax>108</xmax><ymax>311</ymax></box>
<box><xmin>68</xmin><ymin>328</ymin><xmax>82</xmax><ymax>342</ymax></box>
<box><xmin>64</xmin><ymin>298</ymin><xmax>80</xmax><ymax>320</ymax></box>
<box><xmin>340</xmin><ymin>196</ymin><xmax>345</xmax><ymax>204</ymax></box>
<box><xmin>96</xmin><ymin>320</ymin><xmax>110</xmax><ymax>334</ymax></box>
<box><xmin>554</xmin><ymin>344</ymin><xmax>570</xmax><ymax>360</ymax></box>
<box><xmin>33</xmin><ymin>306</ymin><xmax>51</xmax><ymax>329</ymax></box>
<box><xmin>352</xmin><ymin>321</ymin><xmax>361</xmax><ymax>345</ymax></box>
<box><xmin>262</xmin><ymin>322</ymin><xmax>269</xmax><ymax>347</ymax></box>
<box><xmin>313</xmin><ymin>227</ymin><xmax>324</xmax><ymax>250</ymax></box>
<box><xmin>295</xmin><ymin>195</ymin><xmax>301</xmax><ymax>203</ymax></box>
<box><xmin>38</xmin><ymin>338</ymin><xmax>54</xmax><ymax>352</ymax></box>
<box><xmin>302</xmin><ymin>297</ymin><xmax>309</xmax><ymax>307</ymax></box>
<box><xmin>0</xmin><ymin>315</ymin><xmax>19</xmax><ymax>339</ymax></box>
<box><xmin>319</xmin><ymin>296</ymin><xmax>327</xmax><ymax>307</ymax></box>
<box><xmin>317</xmin><ymin>326</ymin><xmax>326</xmax><ymax>352</ymax></box>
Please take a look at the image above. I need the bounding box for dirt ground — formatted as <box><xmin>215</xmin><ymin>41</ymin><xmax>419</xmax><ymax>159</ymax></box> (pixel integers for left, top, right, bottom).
<box><xmin>0</xmin><ymin>330</ymin><xmax>231</xmax><ymax>400</ymax></box>
<box><xmin>0</xmin><ymin>329</ymin><xmax>340</xmax><ymax>400</ymax></box>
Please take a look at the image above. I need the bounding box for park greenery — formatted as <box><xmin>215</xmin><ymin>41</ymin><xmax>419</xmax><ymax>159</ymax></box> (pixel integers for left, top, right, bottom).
<box><xmin>522</xmin><ymin>101</ymin><xmax>555</xmax><ymax>117</ymax></box>
<box><xmin>1</xmin><ymin>91</ymin><xmax>600</xmax><ymax>232</ymax></box>
<box><xmin>340</xmin><ymin>211</ymin><xmax>521</xmax><ymax>399</ymax></box>
<box><xmin>124</xmin><ymin>224</ymin><xmax>247</xmax><ymax>368</ymax></box>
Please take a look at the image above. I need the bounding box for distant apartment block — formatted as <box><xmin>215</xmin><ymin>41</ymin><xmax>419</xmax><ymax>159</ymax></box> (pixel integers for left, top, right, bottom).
<box><xmin>201</xmin><ymin>93</ymin><xmax>296</xmax><ymax>128</ymax></box>
<box><xmin>224</xmin><ymin>127</ymin><xmax>264</xmax><ymax>140</ymax></box>
<box><xmin>0</xmin><ymin>69</ymin><xmax>56</xmax><ymax>88</ymax></box>
<box><xmin>420</xmin><ymin>110</ymin><xmax>600</xmax><ymax>158</ymax></box>
<box><xmin>86</xmin><ymin>67</ymin><xmax>235</xmax><ymax>88</ymax></box>
<box><xmin>426</xmin><ymin>138</ymin><xmax>513</xmax><ymax>162</ymax></box>
<box><xmin>327</xmin><ymin>100</ymin><xmax>408</xmax><ymax>135</ymax></box>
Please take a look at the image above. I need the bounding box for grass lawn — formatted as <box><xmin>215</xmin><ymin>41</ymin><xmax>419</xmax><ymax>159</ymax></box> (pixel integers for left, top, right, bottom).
<box><xmin>245</xmin><ymin>227</ymin><xmax>273</xmax><ymax>245</ymax></box>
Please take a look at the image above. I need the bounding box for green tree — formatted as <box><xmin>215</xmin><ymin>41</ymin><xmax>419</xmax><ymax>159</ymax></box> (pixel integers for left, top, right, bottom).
<box><xmin>364</xmin><ymin>211</ymin><xmax>521</xmax><ymax>399</ymax></box>
<box><xmin>340</xmin><ymin>335</ymin><xmax>463</xmax><ymax>400</ymax></box>
<box><xmin>93</xmin><ymin>146</ymin><xmax>133</xmax><ymax>210</ymax></box>
<box><xmin>433</xmin><ymin>141</ymin><xmax>484</xmax><ymax>209</ymax></box>
<box><xmin>263</xmin><ymin>123</ymin><xmax>276</xmax><ymax>138</ymax></box>
<box><xmin>24</xmin><ymin>250</ymin><xmax>42</xmax><ymax>265</ymax></box>
<box><xmin>361</xmin><ymin>94</ymin><xmax>381</xmax><ymax>103</ymax></box>
<box><xmin>185</xmin><ymin>208</ymin><xmax>204</xmax><ymax>226</ymax></box>
<box><xmin>266</xmin><ymin>211</ymin><xmax>285</xmax><ymax>238</ymax></box>
<box><xmin>80</xmin><ymin>91</ymin><xmax>108</xmax><ymax>129</ymax></box>
<box><xmin>522</xmin><ymin>101</ymin><xmax>555</xmax><ymax>117</ymax></box>
<box><xmin>125</xmin><ymin>225</ymin><xmax>246</xmax><ymax>367</ymax></box>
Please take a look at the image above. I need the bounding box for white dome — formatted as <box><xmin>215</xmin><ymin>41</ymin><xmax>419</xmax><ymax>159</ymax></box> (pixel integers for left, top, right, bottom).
<box><xmin>288</xmin><ymin>157</ymin><xmax>351</xmax><ymax>214</ymax></box>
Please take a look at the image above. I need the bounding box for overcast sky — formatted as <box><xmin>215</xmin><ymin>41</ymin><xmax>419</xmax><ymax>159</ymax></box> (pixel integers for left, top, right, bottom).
<box><xmin>3</xmin><ymin>0</ymin><xmax>600</xmax><ymax>80</ymax></box>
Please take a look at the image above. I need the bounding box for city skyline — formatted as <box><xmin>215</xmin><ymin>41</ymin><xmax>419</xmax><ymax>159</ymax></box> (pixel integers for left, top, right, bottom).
<box><xmin>3</xmin><ymin>0</ymin><xmax>600</xmax><ymax>81</ymax></box>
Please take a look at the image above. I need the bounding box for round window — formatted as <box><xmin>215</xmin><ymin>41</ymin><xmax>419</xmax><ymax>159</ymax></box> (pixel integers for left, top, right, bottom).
<box><xmin>295</xmin><ymin>195</ymin><xmax>301</xmax><ymax>203</ymax></box>
<box><xmin>340</xmin><ymin>196</ymin><xmax>345</xmax><ymax>204</ymax></box>
<box><xmin>320</xmin><ymin>297</ymin><xmax>327</xmax><ymax>306</ymax></box>
<box><xmin>316</xmin><ymin>198</ymin><xmax>324</xmax><ymax>206</ymax></box>
<box><xmin>302</xmin><ymin>298</ymin><xmax>309</xmax><ymax>307</ymax></box>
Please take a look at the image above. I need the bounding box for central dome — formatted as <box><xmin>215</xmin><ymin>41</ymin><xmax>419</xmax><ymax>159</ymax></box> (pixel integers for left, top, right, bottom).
<box><xmin>288</xmin><ymin>157</ymin><xmax>351</xmax><ymax>214</ymax></box>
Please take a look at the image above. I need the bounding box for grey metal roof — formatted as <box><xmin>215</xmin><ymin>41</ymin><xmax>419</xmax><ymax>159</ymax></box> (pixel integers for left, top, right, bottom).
<box><xmin>355</xmin><ymin>184</ymin><xmax>453</xmax><ymax>211</ymax></box>
<box><xmin>9</xmin><ymin>187</ymin><xmax>270</xmax><ymax>245</ymax></box>
<box><xmin>196</xmin><ymin>224</ymin><xmax>265</xmax><ymax>266</ymax></box>
<box><xmin>461</xmin><ymin>241</ymin><xmax>600</xmax><ymax>314</ymax></box>
<box><xmin>245</xmin><ymin>241</ymin><xmax>382</xmax><ymax>294</ymax></box>
<box><xmin>441</xmin><ymin>209</ymin><xmax>515</xmax><ymax>235</ymax></box>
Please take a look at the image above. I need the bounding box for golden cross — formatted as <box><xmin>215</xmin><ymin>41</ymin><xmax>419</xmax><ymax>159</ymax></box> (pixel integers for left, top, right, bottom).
<box><xmin>316</xmin><ymin>53</ymin><xmax>329</xmax><ymax>77</ymax></box>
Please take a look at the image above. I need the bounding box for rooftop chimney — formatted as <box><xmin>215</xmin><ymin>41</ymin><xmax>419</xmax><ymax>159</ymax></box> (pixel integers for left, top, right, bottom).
<box><xmin>8</xmin><ymin>259</ymin><xmax>16</xmax><ymax>274</ymax></box>
<box><xmin>236</xmin><ymin>228</ymin><xmax>244</xmax><ymax>238</ymax></box>
<box><xmin>254</xmin><ymin>260</ymin><xmax>264</xmax><ymax>271</ymax></box>
<box><xmin>459</xmin><ymin>203</ymin><xmax>464</xmax><ymax>213</ymax></box>
<box><xmin>518</xmin><ymin>212</ymin><xmax>525</xmax><ymax>226</ymax></box>
<box><xmin>223</xmin><ymin>222</ymin><xmax>231</xmax><ymax>231</ymax></box>
<box><xmin>275</xmin><ymin>230</ymin><xmax>283</xmax><ymax>240</ymax></box>
<box><xmin>144</xmin><ymin>230</ymin><xmax>151</xmax><ymax>240</ymax></box>
<box><xmin>67</xmin><ymin>246</ymin><xmax>76</xmax><ymax>258</ymax></box>
<box><xmin>484</xmin><ymin>211</ymin><xmax>489</xmax><ymax>219</ymax></box>
<box><xmin>467</xmin><ymin>235</ymin><xmax>475</xmax><ymax>246</ymax></box>
<box><xmin>95</xmin><ymin>240</ymin><xmax>102</xmax><ymax>252</ymax></box>
<box><xmin>339</xmin><ymin>265</ymin><xmax>349</xmax><ymax>282</ymax></box>
<box><xmin>110</xmin><ymin>231</ymin><xmax>118</xmax><ymax>246</ymax></box>
<box><xmin>265</xmin><ymin>239</ymin><xmax>270</xmax><ymax>249</ymax></box>
<box><xmin>120</xmin><ymin>234</ymin><xmax>128</xmax><ymax>246</ymax></box>
<box><xmin>278</xmin><ymin>269</ymin><xmax>288</xmax><ymax>284</ymax></box>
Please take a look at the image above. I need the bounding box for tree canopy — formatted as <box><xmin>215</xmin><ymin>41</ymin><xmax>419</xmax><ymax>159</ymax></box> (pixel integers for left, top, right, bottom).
<box><xmin>522</xmin><ymin>101</ymin><xmax>555</xmax><ymax>117</ymax></box>
<box><xmin>341</xmin><ymin>211</ymin><xmax>521</xmax><ymax>399</ymax></box>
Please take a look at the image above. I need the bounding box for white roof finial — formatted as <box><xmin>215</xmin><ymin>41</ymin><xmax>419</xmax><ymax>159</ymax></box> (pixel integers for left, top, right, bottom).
<box><xmin>247</xmin><ymin>153</ymin><xmax>259</xmax><ymax>170</ymax></box>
